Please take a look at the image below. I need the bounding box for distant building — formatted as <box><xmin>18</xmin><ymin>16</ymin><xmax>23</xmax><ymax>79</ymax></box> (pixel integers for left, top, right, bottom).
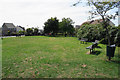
<box><xmin>75</xmin><ymin>25</ymin><xmax>81</xmax><ymax>29</ymax></box>
<box><xmin>2</xmin><ymin>23</ymin><xmax>16</xmax><ymax>36</ymax></box>
<box><xmin>16</xmin><ymin>26</ymin><xmax>25</xmax><ymax>32</ymax></box>
<box><xmin>1</xmin><ymin>23</ymin><xmax>25</xmax><ymax>36</ymax></box>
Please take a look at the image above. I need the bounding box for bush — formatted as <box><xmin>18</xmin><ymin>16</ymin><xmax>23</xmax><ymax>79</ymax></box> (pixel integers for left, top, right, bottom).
<box><xmin>25</xmin><ymin>28</ymin><xmax>33</xmax><ymax>36</ymax></box>
<box><xmin>77</xmin><ymin>24</ymin><xmax>105</xmax><ymax>42</ymax></box>
<box><xmin>77</xmin><ymin>24</ymin><xmax>120</xmax><ymax>46</ymax></box>
<box><xmin>18</xmin><ymin>31</ymin><xmax>25</xmax><ymax>35</ymax></box>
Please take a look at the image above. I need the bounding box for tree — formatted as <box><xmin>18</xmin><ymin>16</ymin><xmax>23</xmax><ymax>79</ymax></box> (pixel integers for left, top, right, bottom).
<box><xmin>26</xmin><ymin>28</ymin><xmax>33</xmax><ymax>36</ymax></box>
<box><xmin>74</xmin><ymin>1</ymin><xmax>119</xmax><ymax>45</ymax></box>
<box><xmin>59</xmin><ymin>18</ymin><xmax>74</xmax><ymax>37</ymax></box>
<box><xmin>118</xmin><ymin>25</ymin><xmax>120</xmax><ymax>29</ymax></box>
<box><xmin>34</xmin><ymin>28</ymin><xmax>39</xmax><ymax>35</ymax></box>
<box><xmin>74</xmin><ymin>1</ymin><xmax>120</xmax><ymax>60</ymax></box>
<box><xmin>44</xmin><ymin>17</ymin><xmax>59</xmax><ymax>36</ymax></box>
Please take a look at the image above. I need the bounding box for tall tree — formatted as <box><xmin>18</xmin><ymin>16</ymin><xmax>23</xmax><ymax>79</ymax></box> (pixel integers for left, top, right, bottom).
<box><xmin>44</xmin><ymin>17</ymin><xmax>59</xmax><ymax>36</ymax></box>
<box><xmin>59</xmin><ymin>18</ymin><xmax>74</xmax><ymax>37</ymax></box>
<box><xmin>74</xmin><ymin>1</ymin><xmax>120</xmax><ymax>45</ymax></box>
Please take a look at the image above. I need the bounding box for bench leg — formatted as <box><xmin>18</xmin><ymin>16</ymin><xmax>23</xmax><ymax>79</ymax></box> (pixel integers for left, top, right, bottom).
<box><xmin>93</xmin><ymin>48</ymin><xmax>95</xmax><ymax>52</ymax></box>
<box><xmin>91</xmin><ymin>49</ymin><xmax>93</xmax><ymax>53</ymax></box>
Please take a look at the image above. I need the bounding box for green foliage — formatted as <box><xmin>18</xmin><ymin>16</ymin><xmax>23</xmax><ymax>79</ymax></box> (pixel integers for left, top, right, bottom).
<box><xmin>44</xmin><ymin>17</ymin><xmax>59</xmax><ymax>36</ymax></box>
<box><xmin>77</xmin><ymin>24</ymin><xmax>120</xmax><ymax>46</ymax></box>
<box><xmin>18</xmin><ymin>31</ymin><xmax>25</xmax><ymax>35</ymax></box>
<box><xmin>101</xmin><ymin>26</ymin><xmax>120</xmax><ymax>46</ymax></box>
<box><xmin>74</xmin><ymin>1</ymin><xmax>119</xmax><ymax>45</ymax></box>
<box><xmin>59</xmin><ymin>18</ymin><xmax>75</xmax><ymax>37</ymax></box>
<box><xmin>7</xmin><ymin>31</ymin><xmax>11</xmax><ymax>36</ymax></box>
<box><xmin>113</xmin><ymin>26</ymin><xmax>120</xmax><ymax>46</ymax></box>
<box><xmin>87</xmin><ymin>2</ymin><xmax>119</xmax><ymax>45</ymax></box>
<box><xmin>77</xmin><ymin>24</ymin><xmax>105</xmax><ymax>41</ymax></box>
<box><xmin>118</xmin><ymin>25</ymin><xmax>120</xmax><ymax>29</ymax></box>
<box><xmin>26</xmin><ymin>28</ymin><xmax>33</xmax><ymax>36</ymax></box>
<box><xmin>33</xmin><ymin>28</ymin><xmax>39</xmax><ymax>35</ymax></box>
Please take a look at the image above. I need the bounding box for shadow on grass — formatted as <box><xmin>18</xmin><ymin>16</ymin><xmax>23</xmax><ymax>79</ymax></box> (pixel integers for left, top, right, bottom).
<box><xmin>111</xmin><ymin>60</ymin><xmax>120</xmax><ymax>64</ymax></box>
<box><xmin>91</xmin><ymin>51</ymin><xmax>101</xmax><ymax>56</ymax></box>
<box><xmin>106</xmin><ymin>60</ymin><xmax>120</xmax><ymax>64</ymax></box>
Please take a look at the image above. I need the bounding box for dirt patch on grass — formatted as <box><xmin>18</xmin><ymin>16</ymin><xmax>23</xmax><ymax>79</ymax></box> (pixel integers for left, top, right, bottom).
<box><xmin>86</xmin><ymin>51</ymin><xmax>90</xmax><ymax>54</ymax></box>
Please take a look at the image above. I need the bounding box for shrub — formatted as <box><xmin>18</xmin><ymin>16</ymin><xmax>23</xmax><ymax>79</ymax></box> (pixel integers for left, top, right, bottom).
<box><xmin>77</xmin><ymin>23</ymin><xmax>120</xmax><ymax>46</ymax></box>
<box><xmin>77</xmin><ymin>24</ymin><xmax>105</xmax><ymax>41</ymax></box>
<box><xmin>25</xmin><ymin>28</ymin><xmax>33</xmax><ymax>36</ymax></box>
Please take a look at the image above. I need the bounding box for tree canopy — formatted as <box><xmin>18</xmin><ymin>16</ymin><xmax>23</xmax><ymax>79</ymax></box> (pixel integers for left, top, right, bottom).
<box><xmin>26</xmin><ymin>28</ymin><xmax>33</xmax><ymax>36</ymax></box>
<box><xmin>74</xmin><ymin>1</ymin><xmax>120</xmax><ymax>45</ymax></box>
<box><xmin>59</xmin><ymin>18</ymin><xmax>75</xmax><ymax>37</ymax></box>
<box><xmin>44</xmin><ymin>17</ymin><xmax>59</xmax><ymax>36</ymax></box>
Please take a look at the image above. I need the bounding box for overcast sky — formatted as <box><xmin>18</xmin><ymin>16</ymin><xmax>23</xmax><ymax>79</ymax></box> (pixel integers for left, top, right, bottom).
<box><xmin>0</xmin><ymin>0</ymin><xmax>118</xmax><ymax>29</ymax></box>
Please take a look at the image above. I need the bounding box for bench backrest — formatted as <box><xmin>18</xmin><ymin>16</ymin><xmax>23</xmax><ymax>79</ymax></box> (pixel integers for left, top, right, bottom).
<box><xmin>92</xmin><ymin>43</ymin><xmax>98</xmax><ymax>48</ymax></box>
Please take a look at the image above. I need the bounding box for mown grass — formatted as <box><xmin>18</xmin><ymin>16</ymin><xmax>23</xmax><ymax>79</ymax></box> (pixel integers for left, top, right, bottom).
<box><xmin>2</xmin><ymin>36</ymin><xmax>120</xmax><ymax>78</ymax></box>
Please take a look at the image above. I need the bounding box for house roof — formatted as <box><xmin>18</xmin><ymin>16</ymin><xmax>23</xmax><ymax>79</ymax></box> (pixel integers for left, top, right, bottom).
<box><xmin>81</xmin><ymin>19</ymin><xmax>115</xmax><ymax>27</ymax></box>
<box><xmin>81</xmin><ymin>19</ymin><xmax>103</xmax><ymax>26</ymax></box>
<box><xmin>16</xmin><ymin>26</ymin><xmax>24</xmax><ymax>31</ymax></box>
<box><xmin>3</xmin><ymin>23</ymin><xmax>16</xmax><ymax>28</ymax></box>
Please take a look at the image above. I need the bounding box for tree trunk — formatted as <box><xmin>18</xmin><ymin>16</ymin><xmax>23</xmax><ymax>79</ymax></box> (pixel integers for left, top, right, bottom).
<box><xmin>102</xmin><ymin>17</ymin><xmax>111</xmax><ymax>46</ymax></box>
<box><xmin>105</xmin><ymin>27</ymin><xmax>111</xmax><ymax>46</ymax></box>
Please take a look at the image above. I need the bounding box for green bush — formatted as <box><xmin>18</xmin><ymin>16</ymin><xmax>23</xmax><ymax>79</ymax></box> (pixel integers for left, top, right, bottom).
<box><xmin>77</xmin><ymin>24</ymin><xmax>120</xmax><ymax>46</ymax></box>
<box><xmin>25</xmin><ymin>28</ymin><xmax>33</xmax><ymax>36</ymax></box>
<box><xmin>77</xmin><ymin>24</ymin><xmax>105</xmax><ymax>41</ymax></box>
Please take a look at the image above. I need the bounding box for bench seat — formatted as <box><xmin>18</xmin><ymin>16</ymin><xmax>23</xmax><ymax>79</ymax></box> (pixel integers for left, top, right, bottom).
<box><xmin>86</xmin><ymin>45</ymin><xmax>92</xmax><ymax>49</ymax></box>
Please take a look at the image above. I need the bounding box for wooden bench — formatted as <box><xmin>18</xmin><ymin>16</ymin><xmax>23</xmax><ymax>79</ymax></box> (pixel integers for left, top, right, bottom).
<box><xmin>86</xmin><ymin>43</ymin><xmax>98</xmax><ymax>53</ymax></box>
<box><xmin>80</xmin><ymin>38</ymin><xmax>88</xmax><ymax>44</ymax></box>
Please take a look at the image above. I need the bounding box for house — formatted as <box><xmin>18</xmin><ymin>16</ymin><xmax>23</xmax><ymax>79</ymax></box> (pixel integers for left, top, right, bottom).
<box><xmin>2</xmin><ymin>23</ymin><xmax>16</xmax><ymax>36</ymax></box>
<box><xmin>75</xmin><ymin>25</ymin><xmax>81</xmax><ymax>29</ymax></box>
<box><xmin>1</xmin><ymin>23</ymin><xmax>25</xmax><ymax>36</ymax></box>
<box><xmin>16</xmin><ymin>26</ymin><xmax>25</xmax><ymax>32</ymax></box>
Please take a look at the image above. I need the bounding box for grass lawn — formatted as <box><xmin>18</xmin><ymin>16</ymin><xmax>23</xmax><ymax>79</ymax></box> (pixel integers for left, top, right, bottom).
<box><xmin>2</xmin><ymin>36</ymin><xmax>120</xmax><ymax>78</ymax></box>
